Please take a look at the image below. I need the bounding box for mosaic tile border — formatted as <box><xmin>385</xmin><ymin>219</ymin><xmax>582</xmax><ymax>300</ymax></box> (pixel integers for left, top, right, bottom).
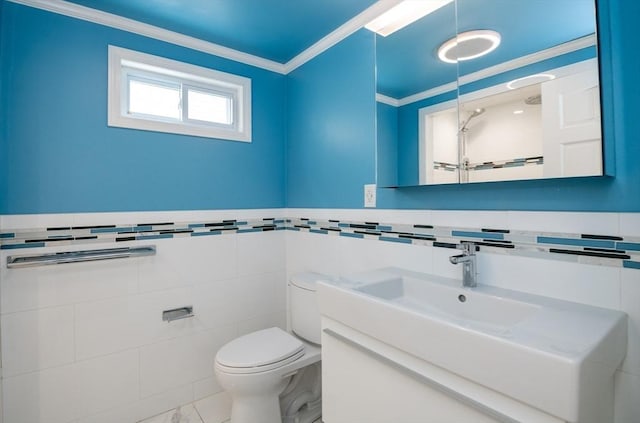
<box><xmin>1</xmin><ymin>216</ymin><xmax>639</xmax><ymax>270</ymax></box>
<box><xmin>434</xmin><ymin>156</ymin><xmax>544</xmax><ymax>173</ymax></box>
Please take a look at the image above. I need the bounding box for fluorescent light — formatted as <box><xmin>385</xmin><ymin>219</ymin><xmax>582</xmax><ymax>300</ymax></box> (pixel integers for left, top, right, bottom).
<box><xmin>506</xmin><ymin>74</ymin><xmax>556</xmax><ymax>90</ymax></box>
<box><xmin>438</xmin><ymin>30</ymin><xmax>501</xmax><ymax>64</ymax></box>
<box><xmin>366</xmin><ymin>0</ymin><xmax>453</xmax><ymax>37</ymax></box>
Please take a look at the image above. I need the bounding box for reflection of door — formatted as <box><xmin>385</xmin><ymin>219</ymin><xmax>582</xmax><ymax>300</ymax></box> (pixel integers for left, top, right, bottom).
<box><xmin>418</xmin><ymin>101</ymin><xmax>458</xmax><ymax>185</ymax></box>
<box><xmin>542</xmin><ymin>64</ymin><xmax>602</xmax><ymax>178</ymax></box>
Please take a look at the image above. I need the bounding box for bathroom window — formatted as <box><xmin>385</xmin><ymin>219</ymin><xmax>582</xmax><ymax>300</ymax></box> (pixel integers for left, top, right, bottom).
<box><xmin>108</xmin><ymin>46</ymin><xmax>251</xmax><ymax>142</ymax></box>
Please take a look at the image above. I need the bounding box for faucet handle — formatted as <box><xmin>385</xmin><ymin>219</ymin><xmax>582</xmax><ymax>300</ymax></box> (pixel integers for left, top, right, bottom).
<box><xmin>457</xmin><ymin>241</ymin><xmax>476</xmax><ymax>254</ymax></box>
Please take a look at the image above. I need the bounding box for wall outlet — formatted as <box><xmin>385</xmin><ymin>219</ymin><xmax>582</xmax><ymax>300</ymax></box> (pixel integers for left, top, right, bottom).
<box><xmin>364</xmin><ymin>184</ymin><xmax>376</xmax><ymax>208</ymax></box>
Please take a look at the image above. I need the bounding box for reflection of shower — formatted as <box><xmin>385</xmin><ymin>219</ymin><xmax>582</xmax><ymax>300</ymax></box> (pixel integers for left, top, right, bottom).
<box><xmin>459</xmin><ymin>108</ymin><xmax>485</xmax><ymax>183</ymax></box>
<box><xmin>459</xmin><ymin>108</ymin><xmax>486</xmax><ymax>133</ymax></box>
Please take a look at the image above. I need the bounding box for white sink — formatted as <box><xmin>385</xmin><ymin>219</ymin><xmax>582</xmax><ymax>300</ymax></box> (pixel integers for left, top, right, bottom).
<box><xmin>318</xmin><ymin>267</ymin><xmax>627</xmax><ymax>423</ymax></box>
<box><xmin>356</xmin><ymin>275</ymin><xmax>540</xmax><ymax>331</ymax></box>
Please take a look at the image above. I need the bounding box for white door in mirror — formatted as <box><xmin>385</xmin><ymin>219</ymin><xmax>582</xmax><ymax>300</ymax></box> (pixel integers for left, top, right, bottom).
<box><xmin>364</xmin><ymin>184</ymin><xmax>376</xmax><ymax>208</ymax></box>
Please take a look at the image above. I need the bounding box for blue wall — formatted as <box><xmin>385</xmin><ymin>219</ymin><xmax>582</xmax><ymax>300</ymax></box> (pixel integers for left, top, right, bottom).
<box><xmin>0</xmin><ymin>2</ymin><xmax>286</xmax><ymax>214</ymax></box>
<box><xmin>286</xmin><ymin>29</ymin><xmax>376</xmax><ymax>208</ymax></box>
<box><xmin>288</xmin><ymin>0</ymin><xmax>640</xmax><ymax>212</ymax></box>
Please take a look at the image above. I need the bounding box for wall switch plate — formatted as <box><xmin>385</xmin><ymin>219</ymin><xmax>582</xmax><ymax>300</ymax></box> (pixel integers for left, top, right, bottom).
<box><xmin>364</xmin><ymin>184</ymin><xmax>376</xmax><ymax>208</ymax></box>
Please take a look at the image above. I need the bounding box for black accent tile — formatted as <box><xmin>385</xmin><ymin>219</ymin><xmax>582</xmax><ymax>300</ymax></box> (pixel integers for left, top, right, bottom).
<box><xmin>263</xmin><ymin>218</ymin><xmax>275</xmax><ymax>221</ymax></box>
<box><xmin>433</xmin><ymin>241</ymin><xmax>458</xmax><ymax>249</ymax></box>
<box><xmin>550</xmin><ymin>248</ymin><xmax>630</xmax><ymax>260</ymax></box>
<box><xmin>74</xmin><ymin>236</ymin><xmax>99</xmax><ymax>240</ymax></box>
<box><xmin>47</xmin><ymin>226</ymin><xmax>71</xmax><ymax>231</ymax></box>
<box><xmin>262</xmin><ymin>227</ymin><xmax>276</xmax><ymax>232</ymax></box>
<box><xmin>26</xmin><ymin>237</ymin><xmax>73</xmax><ymax>243</ymax></box>
<box><xmin>222</xmin><ymin>219</ymin><xmax>237</xmax><ymax>223</ymax></box>
<box><xmin>300</xmin><ymin>218</ymin><xmax>309</xmax><ymax>221</ymax></box>
<box><xmin>364</xmin><ymin>221</ymin><xmax>379</xmax><ymax>225</ymax></box>
<box><xmin>204</xmin><ymin>222</ymin><xmax>236</xmax><ymax>227</ymax></box>
<box><xmin>350</xmin><ymin>224</ymin><xmax>377</xmax><ymax>230</ymax></box>
<box><xmin>581</xmin><ymin>234</ymin><xmax>624</xmax><ymax>241</ymax></box>
<box><xmin>354</xmin><ymin>230</ymin><xmax>382</xmax><ymax>236</ymax></box>
<box><xmin>72</xmin><ymin>224</ymin><xmax>117</xmax><ymax>230</ymax></box>
<box><xmin>137</xmin><ymin>222</ymin><xmax>174</xmax><ymax>227</ymax></box>
<box><xmin>481</xmin><ymin>228</ymin><xmax>510</xmax><ymax>234</ymax></box>
<box><xmin>116</xmin><ymin>236</ymin><xmax>136</xmax><ymax>242</ymax></box>
<box><xmin>399</xmin><ymin>234</ymin><xmax>436</xmax><ymax>241</ymax></box>
<box><xmin>320</xmin><ymin>227</ymin><xmax>341</xmax><ymax>232</ymax></box>
<box><xmin>328</xmin><ymin>219</ymin><xmax>340</xmax><ymax>223</ymax></box>
<box><xmin>211</xmin><ymin>227</ymin><xmax>238</xmax><ymax>232</ymax></box>
<box><xmin>382</xmin><ymin>231</ymin><xmax>415</xmax><ymax>236</ymax></box>
<box><xmin>160</xmin><ymin>229</ymin><xmax>193</xmax><ymax>234</ymax></box>
<box><xmin>413</xmin><ymin>224</ymin><xmax>434</xmax><ymax>229</ymax></box>
<box><xmin>584</xmin><ymin>247</ymin><xmax>627</xmax><ymax>254</ymax></box>
<box><xmin>294</xmin><ymin>224</ymin><xmax>311</xmax><ymax>229</ymax></box>
<box><xmin>253</xmin><ymin>224</ymin><xmax>277</xmax><ymax>230</ymax></box>
<box><xmin>476</xmin><ymin>241</ymin><xmax>515</xmax><ymax>249</ymax></box>
<box><xmin>482</xmin><ymin>239</ymin><xmax>513</xmax><ymax>245</ymax></box>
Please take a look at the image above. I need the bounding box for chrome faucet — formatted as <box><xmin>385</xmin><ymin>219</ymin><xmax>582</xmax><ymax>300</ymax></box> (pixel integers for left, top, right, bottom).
<box><xmin>449</xmin><ymin>241</ymin><xmax>477</xmax><ymax>287</ymax></box>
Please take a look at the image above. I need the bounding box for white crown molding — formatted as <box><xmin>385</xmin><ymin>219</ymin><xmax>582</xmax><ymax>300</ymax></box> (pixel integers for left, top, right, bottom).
<box><xmin>383</xmin><ymin>34</ymin><xmax>597</xmax><ymax>107</ymax></box>
<box><xmin>7</xmin><ymin>0</ymin><xmax>288</xmax><ymax>74</ymax></box>
<box><xmin>284</xmin><ymin>0</ymin><xmax>404</xmax><ymax>73</ymax></box>
<box><xmin>375</xmin><ymin>93</ymin><xmax>400</xmax><ymax>107</ymax></box>
<box><xmin>457</xmin><ymin>34</ymin><xmax>596</xmax><ymax>86</ymax></box>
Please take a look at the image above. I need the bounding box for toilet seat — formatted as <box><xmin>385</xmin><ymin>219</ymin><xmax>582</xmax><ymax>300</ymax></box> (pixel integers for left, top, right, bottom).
<box><xmin>215</xmin><ymin>327</ymin><xmax>305</xmax><ymax>375</ymax></box>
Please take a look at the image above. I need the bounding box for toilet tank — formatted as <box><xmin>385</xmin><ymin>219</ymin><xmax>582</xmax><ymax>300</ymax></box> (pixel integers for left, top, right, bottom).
<box><xmin>289</xmin><ymin>272</ymin><xmax>327</xmax><ymax>345</ymax></box>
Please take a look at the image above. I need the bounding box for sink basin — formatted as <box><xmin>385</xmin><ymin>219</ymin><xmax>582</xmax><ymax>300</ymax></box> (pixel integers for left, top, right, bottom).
<box><xmin>356</xmin><ymin>275</ymin><xmax>540</xmax><ymax>331</ymax></box>
<box><xmin>318</xmin><ymin>267</ymin><xmax>627</xmax><ymax>423</ymax></box>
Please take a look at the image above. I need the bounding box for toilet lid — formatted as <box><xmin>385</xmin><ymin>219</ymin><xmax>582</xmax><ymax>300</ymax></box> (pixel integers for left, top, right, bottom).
<box><xmin>216</xmin><ymin>327</ymin><xmax>304</xmax><ymax>371</ymax></box>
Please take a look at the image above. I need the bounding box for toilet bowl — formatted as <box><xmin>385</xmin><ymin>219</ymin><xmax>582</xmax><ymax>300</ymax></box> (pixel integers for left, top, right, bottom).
<box><xmin>214</xmin><ymin>272</ymin><xmax>326</xmax><ymax>423</ymax></box>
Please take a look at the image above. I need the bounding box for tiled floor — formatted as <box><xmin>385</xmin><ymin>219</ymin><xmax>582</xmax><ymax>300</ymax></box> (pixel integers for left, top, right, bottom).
<box><xmin>139</xmin><ymin>392</ymin><xmax>232</xmax><ymax>423</ymax></box>
<box><xmin>138</xmin><ymin>391</ymin><xmax>322</xmax><ymax>423</ymax></box>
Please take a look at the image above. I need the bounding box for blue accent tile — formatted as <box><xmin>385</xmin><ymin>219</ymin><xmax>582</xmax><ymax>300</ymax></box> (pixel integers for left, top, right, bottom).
<box><xmin>537</xmin><ymin>236</ymin><xmax>615</xmax><ymax>249</ymax></box>
<box><xmin>188</xmin><ymin>223</ymin><xmax>205</xmax><ymax>228</ymax></box>
<box><xmin>236</xmin><ymin>221</ymin><xmax>249</xmax><ymax>226</ymax></box>
<box><xmin>91</xmin><ymin>227</ymin><xmax>134</xmax><ymax>234</ymax></box>
<box><xmin>237</xmin><ymin>228</ymin><xmax>262</xmax><ymax>233</ymax></box>
<box><xmin>191</xmin><ymin>231</ymin><xmax>220</xmax><ymax>237</ymax></box>
<box><xmin>286</xmin><ymin>227</ymin><xmax>300</xmax><ymax>231</ymax></box>
<box><xmin>338</xmin><ymin>223</ymin><xmax>349</xmax><ymax>228</ymax></box>
<box><xmin>134</xmin><ymin>225</ymin><xmax>153</xmax><ymax>232</ymax></box>
<box><xmin>617</xmin><ymin>242</ymin><xmax>640</xmax><ymax>251</ymax></box>
<box><xmin>274</xmin><ymin>219</ymin><xmax>285</xmax><ymax>224</ymax></box>
<box><xmin>136</xmin><ymin>234</ymin><xmax>173</xmax><ymax>240</ymax></box>
<box><xmin>379</xmin><ymin>236</ymin><xmax>412</xmax><ymax>244</ymax></box>
<box><xmin>623</xmin><ymin>261</ymin><xmax>640</xmax><ymax>269</ymax></box>
<box><xmin>340</xmin><ymin>232</ymin><xmax>364</xmax><ymax>239</ymax></box>
<box><xmin>307</xmin><ymin>220</ymin><xmax>317</xmax><ymax>225</ymax></box>
<box><xmin>310</xmin><ymin>229</ymin><xmax>328</xmax><ymax>235</ymax></box>
<box><xmin>0</xmin><ymin>233</ymin><xmax>15</xmax><ymax>239</ymax></box>
<box><xmin>1</xmin><ymin>242</ymin><xmax>45</xmax><ymax>249</ymax></box>
<box><xmin>377</xmin><ymin>225</ymin><xmax>393</xmax><ymax>231</ymax></box>
<box><xmin>452</xmin><ymin>230</ymin><xmax>504</xmax><ymax>240</ymax></box>
<box><xmin>275</xmin><ymin>227</ymin><xmax>286</xmax><ymax>231</ymax></box>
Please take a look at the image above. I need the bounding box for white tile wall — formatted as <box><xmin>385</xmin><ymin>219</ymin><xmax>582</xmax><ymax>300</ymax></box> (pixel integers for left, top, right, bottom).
<box><xmin>286</xmin><ymin>209</ymin><xmax>640</xmax><ymax>423</ymax></box>
<box><xmin>0</xmin><ymin>210</ymin><xmax>287</xmax><ymax>423</ymax></box>
<box><xmin>0</xmin><ymin>209</ymin><xmax>638</xmax><ymax>423</ymax></box>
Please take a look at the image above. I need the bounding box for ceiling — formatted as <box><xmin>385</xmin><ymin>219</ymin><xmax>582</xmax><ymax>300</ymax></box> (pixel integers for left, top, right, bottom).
<box><xmin>63</xmin><ymin>0</ymin><xmax>378</xmax><ymax>63</ymax></box>
<box><xmin>377</xmin><ymin>0</ymin><xmax>598</xmax><ymax>100</ymax></box>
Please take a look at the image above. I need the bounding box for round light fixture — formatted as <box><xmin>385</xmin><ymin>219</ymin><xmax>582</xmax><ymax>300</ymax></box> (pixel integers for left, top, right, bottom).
<box><xmin>506</xmin><ymin>74</ymin><xmax>556</xmax><ymax>90</ymax></box>
<box><xmin>438</xmin><ymin>30</ymin><xmax>501</xmax><ymax>64</ymax></box>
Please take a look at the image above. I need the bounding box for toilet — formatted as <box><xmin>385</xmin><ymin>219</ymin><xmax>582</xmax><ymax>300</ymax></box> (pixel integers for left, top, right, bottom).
<box><xmin>214</xmin><ymin>272</ymin><xmax>325</xmax><ymax>423</ymax></box>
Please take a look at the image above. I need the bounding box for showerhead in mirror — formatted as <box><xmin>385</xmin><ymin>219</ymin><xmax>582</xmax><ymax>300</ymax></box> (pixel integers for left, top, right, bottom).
<box><xmin>460</xmin><ymin>108</ymin><xmax>485</xmax><ymax>132</ymax></box>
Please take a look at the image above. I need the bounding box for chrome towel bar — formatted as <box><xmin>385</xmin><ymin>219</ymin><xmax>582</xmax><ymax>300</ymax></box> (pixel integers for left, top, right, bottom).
<box><xmin>6</xmin><ymin>245</ymin><xmax>156</xmax><ymax>268</ymax></box>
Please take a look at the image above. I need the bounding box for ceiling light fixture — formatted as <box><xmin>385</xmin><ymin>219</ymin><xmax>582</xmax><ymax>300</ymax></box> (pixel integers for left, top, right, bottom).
<box><xmin>506</xmin><ymin>74</ymin><xmax>556</xmax><ymax>90</ymax></box>
<box><xmin>437</xmin><ymin>30</ymin><xmax>501</xmax><ymax>64</ymax></box>
<box><xmin>366</xmin><ymin>0</ymin><xmax>453</xmax><ymax>37</ymax></box>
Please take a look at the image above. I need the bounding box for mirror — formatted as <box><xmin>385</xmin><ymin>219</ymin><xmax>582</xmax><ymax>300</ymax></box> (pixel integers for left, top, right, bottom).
<box><xmin>375</xmin><ymin>0</ymin><xmax>602</xmax><ymax>187</ymax></box>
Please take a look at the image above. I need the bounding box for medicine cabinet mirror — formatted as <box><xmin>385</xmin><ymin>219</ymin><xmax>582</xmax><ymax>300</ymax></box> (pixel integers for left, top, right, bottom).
<box><xmin>375</xmin><ymin>0</ymin><xmax>602</xmax><ymax>187</ymax></box>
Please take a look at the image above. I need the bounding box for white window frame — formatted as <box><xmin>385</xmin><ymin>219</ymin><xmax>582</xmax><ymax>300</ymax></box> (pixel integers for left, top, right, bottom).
<box><xmin>108</xmin><ymin>45</ymin><xmax>251</xmax><ymax>142</ymax></box>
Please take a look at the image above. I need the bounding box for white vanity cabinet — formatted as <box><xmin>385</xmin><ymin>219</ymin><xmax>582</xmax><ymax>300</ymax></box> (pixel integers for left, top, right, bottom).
<box><xmin>321</xmin><ymin>318</ymin><xmax>563</xmax><ymax>423</ymax></box>
<box><xmin>317</xmin><ymin>269</ymin><xmax>626</xmax><ymax>423</ymax></box>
